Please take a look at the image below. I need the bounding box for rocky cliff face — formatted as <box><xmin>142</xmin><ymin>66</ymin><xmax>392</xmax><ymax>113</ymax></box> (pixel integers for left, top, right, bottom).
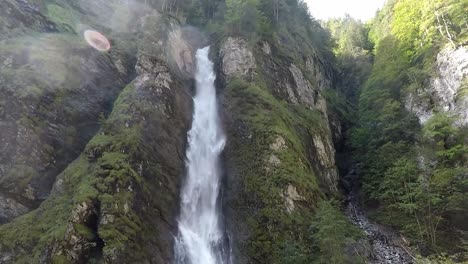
<box><xmin>405</xmin><ymin>46</ymin><xmax>468</xmax><ymax>126</ymax></box>
<box><xmin>0</xmin><ymin>3</ymin><xmax>205</xmax><ymax>262</ymax></box>
<box><xmin>0</xmin><ymin>1</ymin><xmax>342</xmax><ymax>263</ymax></box>
<box><xmin>0</xmin><ymin>0</ymin><xmax>58</xmax><ymax>38</ymax></box>
<box><xmin>219</xmin><ymin>37</ymin><xmax>340</xmax><ymax>263</ymax></box>
<box><xmin>0</xmin><ymin>34</ymin><xmax>127</xmax><ymax>223</ymax></box>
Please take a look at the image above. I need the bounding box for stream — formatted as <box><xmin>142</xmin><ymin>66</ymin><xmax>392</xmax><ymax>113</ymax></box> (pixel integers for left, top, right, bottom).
<box><xmin>344</xmin><ymin>167</ymin><xmax>415</xmax><ymax>264</ymax></box>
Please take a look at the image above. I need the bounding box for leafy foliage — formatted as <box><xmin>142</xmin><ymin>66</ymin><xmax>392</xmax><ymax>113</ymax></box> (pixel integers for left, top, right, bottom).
<box><xmin>351</xmin><ymin>0</ymin><xmax>468</xmax><ymax>257</ymax></box>
<box><xmin>310</xmin><ymin>200</ymin><xmax>363</xmax><ymax>264</ymax></box>
<box><xmin>324</xmin><ymin>16</ymin><xmax>373</xmax><ymax>114</ymax></box>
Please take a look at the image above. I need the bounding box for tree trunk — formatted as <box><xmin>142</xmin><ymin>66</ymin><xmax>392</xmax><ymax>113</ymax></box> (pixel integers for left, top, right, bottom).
<box><xmin>436</xmin><ymin>12</ymin><xmax>456</xmax><ymax>48</ymax></box>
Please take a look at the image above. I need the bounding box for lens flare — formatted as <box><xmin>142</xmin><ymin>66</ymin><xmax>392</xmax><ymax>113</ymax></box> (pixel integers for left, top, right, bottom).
<box><xmin>84</xmin><ymin>30</ymin><xmax>111</xmax><ymax>52</ymax></box>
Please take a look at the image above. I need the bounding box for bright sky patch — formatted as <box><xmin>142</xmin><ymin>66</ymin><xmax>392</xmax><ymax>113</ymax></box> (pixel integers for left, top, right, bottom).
<box><xmin>305</xmin><ymin>0</ymin><xmax>386</xmax><ymax>21</ymax></box>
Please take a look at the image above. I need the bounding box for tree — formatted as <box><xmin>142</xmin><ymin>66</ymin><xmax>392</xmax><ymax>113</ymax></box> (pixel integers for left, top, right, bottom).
<box><xmin>311</xmin><ymin>201</ymin><xmax>362</xmax><ymax>264</ymax></box>
<box><xmin>225</xmin><ymin>0</ymin><xmax>268</xmax><ymax>38</ymax></box>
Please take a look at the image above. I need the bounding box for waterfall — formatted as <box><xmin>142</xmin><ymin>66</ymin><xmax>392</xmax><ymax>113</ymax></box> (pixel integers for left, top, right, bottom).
<box><xmin>174</xmin><ymin>47</ymin><xmax>229</xmax><ymax>264</ymax></box>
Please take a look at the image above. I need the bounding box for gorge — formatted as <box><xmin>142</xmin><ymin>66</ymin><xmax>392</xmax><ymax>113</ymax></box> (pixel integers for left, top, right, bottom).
<box><xmin>0</xmin><ymin>0</ymin><xmax>466</xmax><ymax>263</ymax></box>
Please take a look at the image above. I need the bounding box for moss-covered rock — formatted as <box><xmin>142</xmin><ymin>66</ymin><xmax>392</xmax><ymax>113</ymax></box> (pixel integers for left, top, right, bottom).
<box><xmin>220</xmin><ymin>38</ymin><xmax>341</xmax><ymax>263</ymax></box>
<box><xmin>0</xmin><ymin>34</ymin><xmax>126</xmax><ymax>222</ymax></box>
<box><xmin>0</xmin><ymin>49</ymin><xmax>193</xmax><ymax>263</ymax></box>
<box><xmin>0</xmin><ymin>0</ymin><xmax>58</xmax><ymax>39</ymax></box>
<box><xmin>0</xmin><ymin>2</ymin><xmax>350</xmax><ymax>263</ymax></box>
<box><xmin>0</xmin><ymin>4</ymin><xmax>209</xmax><ymax>261</ymax></box>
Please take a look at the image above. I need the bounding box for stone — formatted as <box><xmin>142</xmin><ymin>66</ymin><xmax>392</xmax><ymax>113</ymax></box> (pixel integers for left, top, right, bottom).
<box><xmin>262</xmin><ymin>42</ymin><xmax>271</xmax><ymax>55</ymax></box>
<box><xmin>270</xmin><ymin>136</ymin><xmax>286</xmax><ymax>151</ymax></box>
<box><xmin>289</xmin><ymin>64</ymin><xmax>315</xmax><ymax>107</ymax></box>
<box><xmin>0</xmin><ymin>194</ymin><xmax>29</xmax><ymax>223</ymax></box>
<box><xmin>287</xmin><ymin>64</ymin><xmax>330</xmax><ymax>115</ymax></box>
<box><xmin>70</xmin><ymin>201</ymin><xmax>93</xmax><ymax>223</ymax></box>
<box><xmin>281</xmin><ymin>184</ymin><xmax>305</xmax><ymax>213</ymax></box>
<box><xmin>285</xmin><ymin>83</ymin><xmax>299</xmax><ymax>104</ymax></box>
<box><xmin>312</xmin><ymin>134</ymin><xmax>339</xmax><ymax>191</ymax></box>
<box><xmin>305</xmin><ymin>56</ymin><xmax>333</xmax><ymax>91</ymax></box>
<box><xmin>0</xmin><ymin>34</ymin><xmax>125</xmax><ymax>222</ymax></box>
<box><xmin>2</xmin><ymin>57</ymin><xmax>12</xmax><ymax>68</ymax></box>
<box><xmin>168</xmin><ymin>28</ymin><xmax>195</xmax><ymax>76</ymax></box>
<box><xmin>0</xmin><ymin>6</ymin><xmax>193</xmax><ymax>264</ymax></box>
<box><xmin>405</xmin><ymin>46</ymin><xmax>468</xmax><ymax>126</ymax></box>
<box><xmin>220</xmin><ymin>37</ymin><xmax>256</xmax><ymax>78</ymax></box>
<box><xmin>268</xmin><ymin>154</ymin><xmax>281</xmax><ymax>166</ymax></box>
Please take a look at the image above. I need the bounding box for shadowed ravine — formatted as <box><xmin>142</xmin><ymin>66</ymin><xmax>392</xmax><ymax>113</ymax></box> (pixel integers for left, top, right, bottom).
<box><xmin>344</xmin><ymin>167</ymin><xmax>414</xmax><ymax>264</ymax></box>
<box><xmin>174</xmin><ymin>47</ymin><xmax>230</xmax><ymax>264</ymax></box>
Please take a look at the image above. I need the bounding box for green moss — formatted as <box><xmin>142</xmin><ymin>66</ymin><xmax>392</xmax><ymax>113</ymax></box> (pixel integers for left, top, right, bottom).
<box><xmin>225</xmin><ymin>76</ymin><xmax>331</xmax><ymax>262</ymax></box>
<box><xmin>0</xmin><ymin>156</ymin><xmax>97</xmax><ymax>257</ymax></box>
<box><xmin>0</xmin><ymin>81</ymin><xmax>148</xmax><ymax>262</ymax></box>
<box><xmin>51</xmin><ymin>255</ymin><xmax>70</xmax><ymax>264</ymax></box>
<box><xmin>74</xmin><ymin>224</ymin><xmax>96</xmax><ymax>241</ymax></box>
<box><xmin>3</xmin><ymin>165</ymin><xmax>36</xmax><ymax>191</ymax></box>
<box><xmin>46</xmin><ymin>4</ymin><xmax>76</xmax><ymax>32</ymax></box>
<box><xmin>0</xmin><ymin>194</ymin><xmax>71</xmax><ymax>259</ymax></box>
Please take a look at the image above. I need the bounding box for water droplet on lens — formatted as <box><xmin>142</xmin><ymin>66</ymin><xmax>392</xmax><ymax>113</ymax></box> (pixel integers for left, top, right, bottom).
<box><xmin>84</xmin><ymin>30</ymin><xmax>111</xmax><ymax>52</ymax></box>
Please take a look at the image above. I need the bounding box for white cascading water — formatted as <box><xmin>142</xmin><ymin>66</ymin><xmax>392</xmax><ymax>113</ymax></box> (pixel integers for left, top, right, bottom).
<box><xmin>174</xmin><ymin>47</ymin><xmax>229</xmax><ymax>264</ymax></box>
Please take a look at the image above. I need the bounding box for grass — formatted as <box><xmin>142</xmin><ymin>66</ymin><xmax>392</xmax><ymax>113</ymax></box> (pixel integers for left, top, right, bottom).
<box><xmin>225</xmin><ymin>74</ymin><xmax>332</xmax><ymax>262</ymax></box>
<box><xmin>46</xmin><ymin>4</ymin><xmax>76</xmax><ymax>32</ymax></box>
<box><xmin>0</xmin><ymin>82</ymin><xmax>147</xmax><ymax>262</ymax></box>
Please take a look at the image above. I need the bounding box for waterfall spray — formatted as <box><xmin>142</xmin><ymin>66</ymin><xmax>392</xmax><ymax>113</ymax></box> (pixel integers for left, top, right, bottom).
<box><xmin>174</xmin><ymin>47</ymin><xmax>230</xmax><ymax>264</ymax></box>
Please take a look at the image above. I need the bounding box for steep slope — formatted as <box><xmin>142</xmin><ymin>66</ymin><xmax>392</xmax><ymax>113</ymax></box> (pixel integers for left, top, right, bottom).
<box><xmin>347</xmin><ymin>0</ymin><xmax>467</xmax><ymax>261</ymax></box>
<box><xmin>405</xmin><ymin>46</ymin><xmax>468</xmax><ymax>126</ymax></box>
<box><xmin>0</xmin><ymin>34</ymin><xmax>128</xmax><ymax>223</ymax></box>
<box><xmin>0</xmin><ymin>1</ymin><xmax>205</xmax><ymax>262</ymax></box>
<box><xmin>0</xmin><ymin>0</ymin><xmax>143</xmax><ymax>223</ymax></box>
<box><xmin>0</xmin><ymin>0</ymin><xmax>369</xmax><ymax>263</ymax></box>
<box><xmin>219</xmin><ymin>36</ymin><xmax>345</xmax><ymax>263</ymax></box>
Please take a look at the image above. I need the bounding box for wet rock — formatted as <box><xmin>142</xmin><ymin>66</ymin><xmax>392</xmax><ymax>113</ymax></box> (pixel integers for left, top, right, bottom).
<box><xmin>0</xmin><ymin>194</ymin><xmax>29</xmax><ymax>223</ymax></box>
<box><xmin>345</xmin><ymin>169</ymin><xmax>414</xmax><ymax>264</ymax></box>
<box><xmin>0</xmin><ymin>0</ymin><xmax>57</xmax><ymax>38</ymax></box>
<box><xmin>0</xmin><ymin>34</ymin><xmax>125</xmax><ymax>221</ymax></box>
<box><xmin>168</xmin><ymin>28</ymin><xmax>195</xmax><ymax>76</ymax></box>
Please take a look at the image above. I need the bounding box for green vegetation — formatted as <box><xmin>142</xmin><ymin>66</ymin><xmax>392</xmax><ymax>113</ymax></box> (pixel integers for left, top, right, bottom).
<box><xmin>177</xmin><ymin>0</ymin><xmax>459</xmax><ymax>261</ymax></box>
<box><xmin>46</xmin><ymin>3</ymin><xmax>77</xmax><ymax>32</ymax></box>
<box><xmin>178</xmin><ymin>0</ymin><xmax>333</xmax><ymax>62</ymax></box>
<box><xmin>225</xmin><ymin>76</ymin><xmax>323</xmax><ymax>263</ymax></box>
<box><xmin>0</xmin><ymin>80</ymin><xmax>173</xmax><ymax>262</ymax></box>
<box><xmin>324</xmin><ymin>16</ymin><xmax>373</xmax><ymax>121</ymax></box>
<box><xmin>310</xmin><ymin>200</ymin><xmax>363</xmax><ymax>264</ymax></box>
<box><xmin>371</xmin><ymin>0</ymin><xmax>467</xmax><ymax>59</ymax></box>
<box><xmin>278</xmin><ymin>201</ymin><xmax>363</xmax><ymax>264</ymax></box>
<box><xmin>392</xmin><ymin>0</ymin><xmax>467</xmax><ymax>59</ymax></box>
<box><xmin>1</xmin><ymin>0</ymin><xmax>466</xmax><ymax>262</ymax></box>
<box><xmin>347</xmin><ymin>0</ymin><xmax>468</xmax><ymax>259</ymax></box>
<box><xmin>224</xmin><ymin>49</ymin><xmax>360</xmax><ymax>261</ymax></box>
